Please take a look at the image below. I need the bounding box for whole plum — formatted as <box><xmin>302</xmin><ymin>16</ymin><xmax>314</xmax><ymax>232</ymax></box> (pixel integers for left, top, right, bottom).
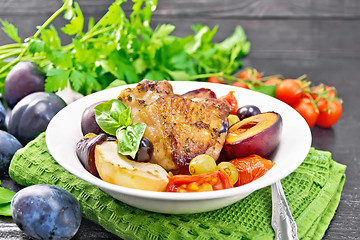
<box><xmin>8</xmin><ymin>92</ymin><xmax>66</xmax><ymax>145</ymax></box>
<box><xmin>81</xmin><ymin>101</ymin><xmax>106</xmax><ymax>135</ymax></box>
<box><xmin>0</xmin><ymin>130</ymin><xmax>22</xmax><ymax>175</ymax></box>
<box><xmin>4</xmin><ymin>61</ymin><xmax>45</xmax><ymax>109</ymax></box>
<box><xmin>11</xmin><ymin>184</ymin><xmax>81</xmax><ymax>240</ymax></box>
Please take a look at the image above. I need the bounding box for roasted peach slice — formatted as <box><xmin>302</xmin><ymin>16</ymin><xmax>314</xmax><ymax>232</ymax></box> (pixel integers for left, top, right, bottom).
<box><xmin>95</xmin><ymin>141</ymin><xmax>169</xmax><ymax>191</ymax></box>
<box><xmin>224</xmin><ymin>112</ymin><xmax>282</xmax><ymax>159</ymax></box>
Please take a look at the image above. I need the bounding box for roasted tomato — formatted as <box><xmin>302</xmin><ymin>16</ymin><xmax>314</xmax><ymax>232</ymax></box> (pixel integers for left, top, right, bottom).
<box><xmin>229</xmin><ymin>154</ymin><xmax>274</xmax><ymax>186</ymax></box>
<box><xmin>166</xmin><ymin>170</ymin><xmax>233</xmax><ymax>192</ymax></box>
<box><xmin>219</xmin><ymin>91</ymin><xmax>239</xmax><ymax>115</ymax></box>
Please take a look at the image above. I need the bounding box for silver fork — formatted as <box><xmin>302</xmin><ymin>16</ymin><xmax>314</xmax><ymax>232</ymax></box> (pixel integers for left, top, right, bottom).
<box><xmin>271</xmin><ymin>180</ymin><xmax>299</xmax><ymax>240</ymax></box>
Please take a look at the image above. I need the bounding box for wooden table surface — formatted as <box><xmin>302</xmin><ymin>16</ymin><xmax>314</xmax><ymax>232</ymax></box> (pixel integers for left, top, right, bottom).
<box><xmin>1</xmin><ymin>0</ymin><xmax>359</xmax><ymax>239</ymax></box>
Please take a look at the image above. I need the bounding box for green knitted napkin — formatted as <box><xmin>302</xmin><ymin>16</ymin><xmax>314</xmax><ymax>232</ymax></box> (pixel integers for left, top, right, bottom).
<box><xmin>9</xmin><ymin>132</ymin><xmax>346</xmax><ymax>240</ymax></box>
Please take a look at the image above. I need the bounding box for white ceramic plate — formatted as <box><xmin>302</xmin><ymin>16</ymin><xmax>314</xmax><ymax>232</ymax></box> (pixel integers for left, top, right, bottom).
<box><xmin>46</xmin><ymin>81</ymin><xmax>311</xmax><ymax>214</ymax></box>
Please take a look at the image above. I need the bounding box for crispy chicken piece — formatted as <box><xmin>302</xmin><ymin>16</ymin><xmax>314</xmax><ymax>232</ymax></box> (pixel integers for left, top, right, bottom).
<box><xmin>117</xmin><ymin>79</ymin><xmax>230</xmax><ymax>174</ymax></box>
<box><xmin>133</xmin><ymin>94</ymin><xmax>230</xmax><ymax>174</ymax></box>
<box><xmin>117</xmin><ymin>79</ymin><xmax>173</xmax><ymax>117</ymax></box>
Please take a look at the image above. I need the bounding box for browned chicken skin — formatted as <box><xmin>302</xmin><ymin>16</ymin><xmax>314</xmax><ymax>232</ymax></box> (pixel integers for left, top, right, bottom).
<box><xmin>118</xmin><ymin>79</ymin><xmax>230</xmax><ymax>174</ymax></box>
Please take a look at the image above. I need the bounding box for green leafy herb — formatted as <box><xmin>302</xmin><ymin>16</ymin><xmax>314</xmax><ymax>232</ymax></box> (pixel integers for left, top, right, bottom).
<box><xmin>249</xmin><ymin>84</ymin><xmax>277</xmax><ymax>98</ymax></box>
<box><xmin>94</xmin><ymin>99</ymin><xmax>146</xmax><ymax>158</ymax></box>
<box><xmin>94</xmin><ymin>99</ymin><xmax>128</xmax><ymax>136</ymax></box>
<box><xmin>116</xmin><ymin>122</ymin><xmax>147</xmax><ymax>158</ymax></box>
<box><xmin>0</xmin><ymin>19</ymin><xmax>21</xmax><ymax>43</ymax></box>
<box><xmin>0</xmin><ymin>0</ymin><xmax>250</xmax><ymax>96</ymax></box>
<box><xmin>0</xmin><ymin>180</ymin><xmax>16</xmax><ymax>216</ymax></box>
<box><xmin>0</xmin><ymin>203</ymin><xmax>12</xmax><ymax>216</ymax></box>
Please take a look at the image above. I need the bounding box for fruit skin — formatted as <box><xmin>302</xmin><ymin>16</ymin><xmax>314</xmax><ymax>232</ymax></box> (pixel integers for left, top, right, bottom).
<box><xmin>275</xmin><ymin>79</ymin><xmax>302</xmax><ymax>106</ymax></box>
<box><xmin>11</xmin><ymin>184</ymin><xmax>81</xmax><ymax>240</ymax></box>
<box><xmin>4</xmin><ymin>61</ymin><xmax>45</xmax><ymax>109</ymax></box>
<box><xmin>238</xmin><ymin>68</ymin><xmax>261</xmax><ymax>81</ymax></box>
<box><xmin>224</xmin><ymin>112</ymin><xmax>282</xmax><ymax>159</ymax></box>
<box><xmin>0</xmin><ymin>130</ymin><xmax>22</xmax><ymax>175</ymax></box>
<box><xmin>293</xmin><ymin>97</ymin><xmax>319</xmax><ymax>128</ymax></box>
<box><xmin>8</xmin><ymin>92</ymin><xmax>66</xmax><ymax>145</ymax></box>
<box><xmin>236</xmin><ymin>105</ymin><xmax>261</xmax><ymax>120</ymax></box>
<box><xmin>231</xmin><ymin>81</ymin><xmax>249</xmax><ymax>89</ymax></box>
<box><xmin>263</xmin><ymin>77</ymin><xmax>282</xmax><ymax>86</ymax></box>
<box><xmin>316</xmin><ymin>98</ymin><xmax>342</xmax><ymax>128</ymax></box>
<box><xmin>206</xmin><ymin>76</ymin><xmax>226</xmax><ymax>84</ymax></box>
<box><xmin>0</xmin><ymin>101</ymin><xmax>5</xmax><ymax>129</ymax></box>
<box><xmin>76</xmin><ymin>133</ymin><xmax>108</xmax><ymax>176</ymax></box>
<box><xmin>81</xmin><ymin>101</ymin><xmax>106</xmax><ymax>135</ymax></box>
<box><xmin>134</xmin><ymin>137</ymin><xmax>154</xmax><ymax>162</ymax></box>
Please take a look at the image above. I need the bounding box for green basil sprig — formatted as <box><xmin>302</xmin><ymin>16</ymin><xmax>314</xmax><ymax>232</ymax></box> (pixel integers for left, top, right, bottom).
<box><xmin>94</xmin><ymin>99</ymin><xmax>146</xmax><ymax>158</ymax></box>
<box><xmin>0</xmin><ymin>180</ymin><xmax>15</xmax><ymax>216</ymax></box>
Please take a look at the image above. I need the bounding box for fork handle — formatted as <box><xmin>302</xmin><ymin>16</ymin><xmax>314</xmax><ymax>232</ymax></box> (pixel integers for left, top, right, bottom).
<box><xmin>271</xmin><ymin>180</ymin><xmax>299</xmax><ymax>240</ymax></box>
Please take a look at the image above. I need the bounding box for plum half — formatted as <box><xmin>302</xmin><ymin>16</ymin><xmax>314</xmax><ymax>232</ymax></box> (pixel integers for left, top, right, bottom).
<box><xmin>224</xmin><ymin>112</ymin><xmax>282</xmax><ymax>159</ymax></box>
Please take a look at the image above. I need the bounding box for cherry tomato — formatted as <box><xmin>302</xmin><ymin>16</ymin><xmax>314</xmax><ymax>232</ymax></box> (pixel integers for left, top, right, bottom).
<box><xmin>219</xmin><ymin>91</ymin><xmax>239</xmax><ymax>115</ymax></box>
<box><xmin>293</xmin><ymin>97</ymin><xmax>319</xmax><ymax>128</ymax></box>
<box><xmin>207</xmin><ymin>76</ymin><xmax>225</xmax><ymax>84</ymax></box>
<box><xmin>229</xmin><ymin>154</ymin><xmax>273</xmax><ymax>186</ymax></box>
<box><xmin>263</xmin><ymin>77</ymin><xmax>282</xmax><ymax>86</ymax></box>
<box><xmin>231</xmin><ymin>81</ymin><xmax>249</xmax><ymax>89</ymax></box>
<box><xmin>166</xmin><ymin>170</ymin><xmax>233</xmax><ymax>192</ymax></box>
<box><xmin>310</xmin><ymin>84</ymin><xmax>336</xmax><ymax>101</ymax></box>
<box><xmin>238</xmin><ymin>68</ymin><xmax>261</xmax><ymax>81</ymax></box>
<box><xmin>275</xmin><ymin>79</ymin><xmax>302</xmax><ymax>106</ymax></box>
<box><xmin>316</xmin><ymin>99</ymin><xmax>342</xmax><ymax>128</ymax></box>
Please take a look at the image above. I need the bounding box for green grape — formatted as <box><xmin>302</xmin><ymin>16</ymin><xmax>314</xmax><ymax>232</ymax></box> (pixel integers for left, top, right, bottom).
<box><xmin>189</xmin><ymin>154</ymin><xmax>217</xmax><ymax>175</ymax></box>
<box><xmin>217</xmin><ymin>162</ymin><xmax>239</xmax><ymax>185</ymax></box>
<box><xmin>228</xmin><ymin>114</ymin><xmax>240</xmax><ymax>127</ymax></box>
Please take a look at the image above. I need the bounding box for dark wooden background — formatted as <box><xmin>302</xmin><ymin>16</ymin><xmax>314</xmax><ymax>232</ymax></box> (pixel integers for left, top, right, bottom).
<box><xmin>1</xmin><ymin>0</ymin><xmax>359</xmax><ymax>239</ymax></box>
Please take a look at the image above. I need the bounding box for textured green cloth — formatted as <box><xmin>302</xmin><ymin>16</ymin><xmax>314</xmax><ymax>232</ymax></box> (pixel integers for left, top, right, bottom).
<box><xmin>9</xmin><ymin>132</ymin><xmax>346</xmax><ymax>240</ymax></box>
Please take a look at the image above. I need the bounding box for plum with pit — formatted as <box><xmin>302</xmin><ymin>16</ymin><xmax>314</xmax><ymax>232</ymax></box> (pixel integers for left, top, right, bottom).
<box><xmin>224</xmin><ymin>112</ymin><xmax>282</xmax><ymax>159</ymax></box>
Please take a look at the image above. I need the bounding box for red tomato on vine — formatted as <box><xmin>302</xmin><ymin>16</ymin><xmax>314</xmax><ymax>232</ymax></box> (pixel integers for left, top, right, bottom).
<box><xmin>263</xmin><ymin>77</ymin><xmax>282</xmax><ymax>86</ymax></box>
<box><xmin>231</xmin><ymin>81</ymin><xmax>249</xmax><ymax>89</ymax></box>
<box><xmin>275</xmin><ymin>79</ymin><xmax>303</xmax><ymax>106</ymax></box>
<box><xmin>316</xmin><ymin>99</ymin><xmax>343</xmax><ymax>128</ymax></box>
<box><xmin>207</xmin><ymin>76</ymin><xmax>225</xmax><ymax>84</ymax></box>
<box><xmin>293</xmin><ymin>97</ymin><xmax>319</xmax><ymax>128</ymax></box>
<box><xmin>238</xmin><ymin>68</ymin><xmax>262</xmax><ymax>81</ymax></box>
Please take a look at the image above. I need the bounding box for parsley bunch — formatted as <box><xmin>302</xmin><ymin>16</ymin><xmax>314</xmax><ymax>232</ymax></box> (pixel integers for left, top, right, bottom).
<box><xmin>0</xmin><ymin>0</ymin><xmax>250</xmax><ymax>96</ymax></box>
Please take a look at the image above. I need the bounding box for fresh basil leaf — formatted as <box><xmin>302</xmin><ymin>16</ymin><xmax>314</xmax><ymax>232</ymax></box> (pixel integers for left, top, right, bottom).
<box><xmin>0</xmin><ymin>186</ymin><xmax>15</xmax><ymax>204</ymax></box>
<box><xmin>94</xmin><ymin>99</ymin><xmax>128</xmax><ymax>135</ymax></box>
<box><xmin>0</xmin><ymin>203</ymin><xmax>12</xmax><ymax>216</ymax></box>
<box><xmin>249</xmin><ymin>84</ymin><xmax>277</xmax><ymax>98</ymax></box>
<box><xmin>118</xmin><ymin>107</ymin><xmax>132</xmax><ymax>127</ymax></box>
<box><xmin>116</xmin><ymin>122</ymin><xmax>146</xmax><ymax>159</ymax></box>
